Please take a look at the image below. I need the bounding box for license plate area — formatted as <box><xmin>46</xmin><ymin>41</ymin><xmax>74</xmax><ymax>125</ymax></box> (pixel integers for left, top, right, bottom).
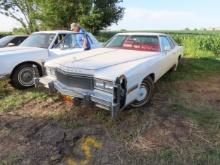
<box><xmin>60</xmin><ymin>95</ymin><xmax>73</xmax><ymax>104</ymax></box>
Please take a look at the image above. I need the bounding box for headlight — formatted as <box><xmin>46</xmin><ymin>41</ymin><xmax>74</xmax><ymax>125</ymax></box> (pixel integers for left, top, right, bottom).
<box><xmin>46</xmin><ymin>67</ymin><xmax>56</xmax><ymax>77</ymax></box>
<box><xmin>95</xmin><ymin>79</ymin><xmax>105</xmax><ymax>88</ymax></box>
<box><xmin>104</xmin><ymin>82</ymin><xmax>114</xmax><ymax>90</ymax></box>
<box><xmin>94</xmin><ymin>79</ymin><xmax>114</xmax><ymax>93</ymax></box>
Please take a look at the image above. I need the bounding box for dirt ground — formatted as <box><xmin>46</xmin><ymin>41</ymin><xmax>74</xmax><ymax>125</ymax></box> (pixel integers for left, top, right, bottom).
<box><xmin>0</xmin><ymin>75</ymin><xmax>220</xmax><ymax>165</ymax></box>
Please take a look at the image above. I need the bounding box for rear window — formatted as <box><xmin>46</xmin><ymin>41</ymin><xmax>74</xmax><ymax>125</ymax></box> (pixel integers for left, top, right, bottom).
<box><xmin>105</xmin><ymin>35</ymin><xmax>160</xmax><ymax>52</ymax></box>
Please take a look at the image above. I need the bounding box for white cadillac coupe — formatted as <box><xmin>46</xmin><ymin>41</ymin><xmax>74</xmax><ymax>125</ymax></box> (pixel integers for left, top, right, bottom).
<box><xmin>38</xmin><ymin>33</ymin><xmax>183</xmax><ymax>117</ymax></box>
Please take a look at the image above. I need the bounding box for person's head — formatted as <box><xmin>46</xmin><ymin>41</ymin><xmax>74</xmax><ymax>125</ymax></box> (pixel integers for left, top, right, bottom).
<box><xmin>70</xmin><ymin>23</ymin><xmax>80</xmax><ymax>32</ymax></box>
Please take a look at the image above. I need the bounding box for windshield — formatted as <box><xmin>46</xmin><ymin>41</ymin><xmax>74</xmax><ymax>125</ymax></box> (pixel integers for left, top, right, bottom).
<box><xmin>105</xmin><ymin>35</ymin><xmax>160</xmax><ymax>52</ymax></box>
<box><xmin>20</xmin><ymin>33</ymin><xmax>56</xmax><ymax>48</ymax></box>
<box><xmin>0</xmin><ymin>36</ymin><xmax>14</xmax><ymax>46</ymax></box>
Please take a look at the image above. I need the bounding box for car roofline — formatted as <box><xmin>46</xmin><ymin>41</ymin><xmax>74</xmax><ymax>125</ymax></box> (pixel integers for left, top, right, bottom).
<box><xmin>33</xmin><ymin>30</ymin><xmax>73</xmax><ymax>34</ymax></box>
<box><xmin>32</xmin><ymin>30</ymin><xmax>89</xmax><ymax>35</ymax></box>
<box><xmin>116</xmin><ymin>32</ymin><xmax>167</xmax><ymax>37</ymax></box>
<box><xmin>13</xmin><ymin>35</ymin><xmax>29</xmax><ymax>37</ymax></box>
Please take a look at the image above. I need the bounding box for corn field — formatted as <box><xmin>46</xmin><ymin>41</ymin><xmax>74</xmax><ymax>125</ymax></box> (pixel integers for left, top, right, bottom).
<box><xmin>170</xmin><ymin>32</ymin><xmax>220</xmax><ymax>56</ymax></box>
<box><xmin>97</xmin><ymin>31</ymin><xmax>220</xmax><ymax>57</ymax></box>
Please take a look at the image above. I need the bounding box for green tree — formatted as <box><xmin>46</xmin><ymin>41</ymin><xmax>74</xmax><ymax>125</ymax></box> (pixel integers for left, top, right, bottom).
<box><xmin>12</xmin><ymin>27</ymin><xmax>27</xmax><ymax>34</ymax></box>
<box><xmin>0</xmin><ymin>0</ymin><xmax>124</xmax><ymax>34</ymax></box>
<box><xmin>38</xmin><ymin>0</ymin><xmax>124</xmax><ymax>34</ymax></box>
<box><xmin>0</xmin><ymin>0</ymin><xmax>39</xmax><ymax>34</ymax></box>
<box><xmin>37</xmin><ymin>0</ymin><xmax>81</xmax><ymax>30</ymax></box>
<box><xmin>77</xmin><ymin>0</ymin><xmax>124</xmax><ymax>34</ymax></box>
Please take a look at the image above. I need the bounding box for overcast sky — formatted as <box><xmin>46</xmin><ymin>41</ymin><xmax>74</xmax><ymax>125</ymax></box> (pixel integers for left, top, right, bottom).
<box><xmin>0</xmin><ymin>0</ymin><xmax>220</xmax><ymax>32</ymax></box>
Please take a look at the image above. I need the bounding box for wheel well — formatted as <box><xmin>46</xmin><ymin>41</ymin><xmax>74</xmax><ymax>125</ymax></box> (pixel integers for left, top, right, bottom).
<box><xmin>10</xmin><ymin>61</ymin><xmax>43</xmax><ymax>78</ymax></box>
<box><xmin>145</xmin><ymin>73</ymin><xmax>155</xmax><ymax>82</ymax></box>
<box><xmin>115</xmin><ymin>75</ymin><xmax>127</xmax><ymax>109</ymax></box>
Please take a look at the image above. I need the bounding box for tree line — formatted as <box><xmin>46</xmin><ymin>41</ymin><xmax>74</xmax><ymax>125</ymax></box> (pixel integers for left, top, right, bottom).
<box><xmin>0</xmin><ymin>0</ymin><xmax>124</xmax><ymax>34</ymax></box>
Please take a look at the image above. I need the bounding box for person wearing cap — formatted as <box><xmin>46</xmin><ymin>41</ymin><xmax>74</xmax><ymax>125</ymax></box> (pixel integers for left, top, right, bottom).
<box><xmin>70</xmin><ymin>23</ymin><xmax>91</xmax><ymax>50</ymax></box>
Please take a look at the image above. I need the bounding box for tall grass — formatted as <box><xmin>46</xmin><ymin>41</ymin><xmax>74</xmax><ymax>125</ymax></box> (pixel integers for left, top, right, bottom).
<box><xmin>171</xmin><ymin>34</ymin><xmax>220</xmax><ymax>57</ymax></box>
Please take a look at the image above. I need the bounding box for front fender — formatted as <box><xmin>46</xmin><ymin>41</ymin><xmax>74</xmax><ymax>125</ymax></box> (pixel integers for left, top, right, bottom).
<box><xmin>0</xmin><ymin>50</ymin><xmax>48</xmax><ymax>76</ymax></box>
<box><xmin>123</xmin><ymin>62</ymin><xmax>157</xmax><ymax>106</ymax></box>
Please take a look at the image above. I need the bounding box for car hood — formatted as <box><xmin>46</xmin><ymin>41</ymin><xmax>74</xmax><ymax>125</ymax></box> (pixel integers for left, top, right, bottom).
<box><xmin>0</xmin><ymin>46</ymin><xmax>47</xmax><ymax>56</ymax></box>
<box><xmin>46</xmin><ymin>48</ymin><xmax>117</xmax><ymax>67</ymax></box>
<box><xmin>56</xmin><ymin>48</ymin><xmax>160</xmax><ymax>75</ymax></box>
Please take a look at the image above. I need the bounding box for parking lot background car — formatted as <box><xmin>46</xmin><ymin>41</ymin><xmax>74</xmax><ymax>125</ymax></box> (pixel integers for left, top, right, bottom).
<box><xmin>39</xmin><ymin>33</ymin><xmax>183</xmax><ymax>117</ymax></box>
<box><xmin>0</xmin><ymin>30</ymin><xmax>102</xmax><ymax>89</ymax></box>
<box><xmin>0</xmin><ymin>35</ymin><xmax>28</xmax><ymax>48</ymax></box>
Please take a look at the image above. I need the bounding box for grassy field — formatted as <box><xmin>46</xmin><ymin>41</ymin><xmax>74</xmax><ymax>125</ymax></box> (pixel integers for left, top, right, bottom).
<box><xmin>0</xmin><ymin>32</ymin><xmax>220</xmax><ymax>164</ymax></box>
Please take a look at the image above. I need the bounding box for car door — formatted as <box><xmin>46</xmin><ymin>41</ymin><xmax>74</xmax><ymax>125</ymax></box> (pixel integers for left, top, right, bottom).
<box><xmin>156</xmin><ymin>36</ymin><xmax>175</xmax><ymax>78</ymax></box>
<box><xmin>49</xmin><ymin>33</ymin><xmax>84</xmax><ymax>59</ymax></box>
<box><xmin>159</xmin><ymin>36</ymin><xmax>176</xmax><ymax>74</ymax></box>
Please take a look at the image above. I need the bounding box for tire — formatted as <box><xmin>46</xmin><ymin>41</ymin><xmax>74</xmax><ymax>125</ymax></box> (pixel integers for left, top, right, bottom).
<box><xmin>178</xmin><ymin>55</ymin><xmax>183</xmax><ymax>65</ymax></box>
<box><xmin>11</xmin><ymin>63</ymin><xmax>39</xmax><ymax>89</ymax></box>
<box><xmin>131</xmin><ymin>77</ymin><xmax>154</xmax><ymax>108</ymax></box>
<box><xmin>171</xmin><ymin>56</ymin><xmax>182</xmax><ymax>72</ymax></box>
<box><xmin>170</xmin><ymin>64</ymin><xmax>177</xmax><ymax>72</ymax></box>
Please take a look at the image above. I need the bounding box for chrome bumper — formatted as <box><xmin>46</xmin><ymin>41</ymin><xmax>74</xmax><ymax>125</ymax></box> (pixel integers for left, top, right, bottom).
<box><xmin>36</xmin><ymin>76</ymin><xmax>120</xmax><ymax>117</ymax></box>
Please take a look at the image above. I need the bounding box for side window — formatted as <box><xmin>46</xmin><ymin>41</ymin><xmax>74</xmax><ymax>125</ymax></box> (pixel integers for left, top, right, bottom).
<box><xmin>52</xmin><ymin>34</ymin><xmax>67</xmax><ymax>48</ymax></box>
<box><xmin>167</xmin><ymin>36</ymin><xmax>176</xmax><ymax>49</ymax></box>
<box><xmin>10</xmin><ymin>38</ymin><xmax>19</xmax><ymax>45</ymax></box>
<box><xmin>20</xmin><ymin>37</ymin><xmax>27</xmax><ymax>44</ymax></box>
<box><xmin>56</xmin><ymin>34</ymin><xmax>80</xmax><ymax>49</ymax></box>
<box><xmin>160</xmin><ymin>36</ymin><xmax>172</xmax><ymax>51</ymax></box>
<box><xmin>15</xmin><ymin>37</ymin><xmax>27</xmax><ymax>45</ymax></box>
<box><xmin>11</xmin><ymin>37</ymin><xmax>26</xmax><ymax>45</ymax></box>
<box><xmin>169</xmin><ymin>36</ymin><xmax>177</xmax><ymax>47</ymax></box>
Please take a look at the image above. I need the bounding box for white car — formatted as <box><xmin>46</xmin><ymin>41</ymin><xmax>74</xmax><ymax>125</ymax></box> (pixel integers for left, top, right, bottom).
<box><xmin>0</xmin><ymin>30</ymin><xmax>102</xmax><ymax>89</ymax></box>
<box><xmin>38</xmin><ymin>33</ymin><xmax>183</xmax><ymax>117</ymax></box>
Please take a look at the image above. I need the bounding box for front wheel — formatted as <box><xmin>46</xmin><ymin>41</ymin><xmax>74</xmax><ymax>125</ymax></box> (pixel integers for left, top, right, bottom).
<box><xmin>11</xmin><ymin>64</ymin><xmax>39</xmax><ymax>89</ymax></box>
<box><xmin>131</xmin><ymin>77</ymin><xmax>154</xmax><ymax>108</ymax></box>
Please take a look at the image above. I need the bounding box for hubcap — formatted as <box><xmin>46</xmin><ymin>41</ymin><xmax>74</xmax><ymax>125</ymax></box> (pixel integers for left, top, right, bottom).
<box><xmin>18</xmin><ymin>67</ymin><xmax>35</xmax><ymax>86</ymax></box>
<box><xmin>136</xmin><ymin>85</ymin><xmax>148</xmax><ymax>102</ymax></box>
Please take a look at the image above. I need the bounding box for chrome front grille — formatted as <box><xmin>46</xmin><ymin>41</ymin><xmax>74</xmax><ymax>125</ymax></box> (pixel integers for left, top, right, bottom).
<box><xmin>55</xmin><ymin>69</ymin><xmax>94</xmax><ymax>90</ymax></box>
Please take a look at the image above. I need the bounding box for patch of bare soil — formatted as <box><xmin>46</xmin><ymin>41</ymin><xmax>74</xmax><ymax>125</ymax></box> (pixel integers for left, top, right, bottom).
<box><xmin>0</xmin><ymin>75</ymin><xmax>219</xmax><ymax>164</ymax></box>
<box><xmin>0</xmin><ymin>96</ymin><xmax>129</xmax><ymax>165</ymax></box>
<box><xmin>0</xmin><ymin>113</ymin><xmax>124</xmax><ymax>165</ymax></box>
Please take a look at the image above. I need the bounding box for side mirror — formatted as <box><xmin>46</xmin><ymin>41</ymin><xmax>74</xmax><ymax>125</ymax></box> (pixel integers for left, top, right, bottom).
<box><xmin>7</xmin><ymin>43</ymin><xmax>16</xmax><ymax>47</ymax></box>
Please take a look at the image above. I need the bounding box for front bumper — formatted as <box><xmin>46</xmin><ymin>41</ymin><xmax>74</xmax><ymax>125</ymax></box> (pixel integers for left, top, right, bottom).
<box><xmin>36</xmin><ymin>76</ymin><xmax>120</xmax><ymax>116</ymax></box>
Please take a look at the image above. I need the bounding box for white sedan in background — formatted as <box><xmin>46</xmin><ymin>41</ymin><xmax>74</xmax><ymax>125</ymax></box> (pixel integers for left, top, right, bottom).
<box><xmin>38</xmin><ymin>33</ymin><xmax>183</xmax><ymax>117</ymax></box>
<box><xmin>0</xmin><ymin>30</ymin><xmax>102</xmax><ymax>89</ymax></box>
